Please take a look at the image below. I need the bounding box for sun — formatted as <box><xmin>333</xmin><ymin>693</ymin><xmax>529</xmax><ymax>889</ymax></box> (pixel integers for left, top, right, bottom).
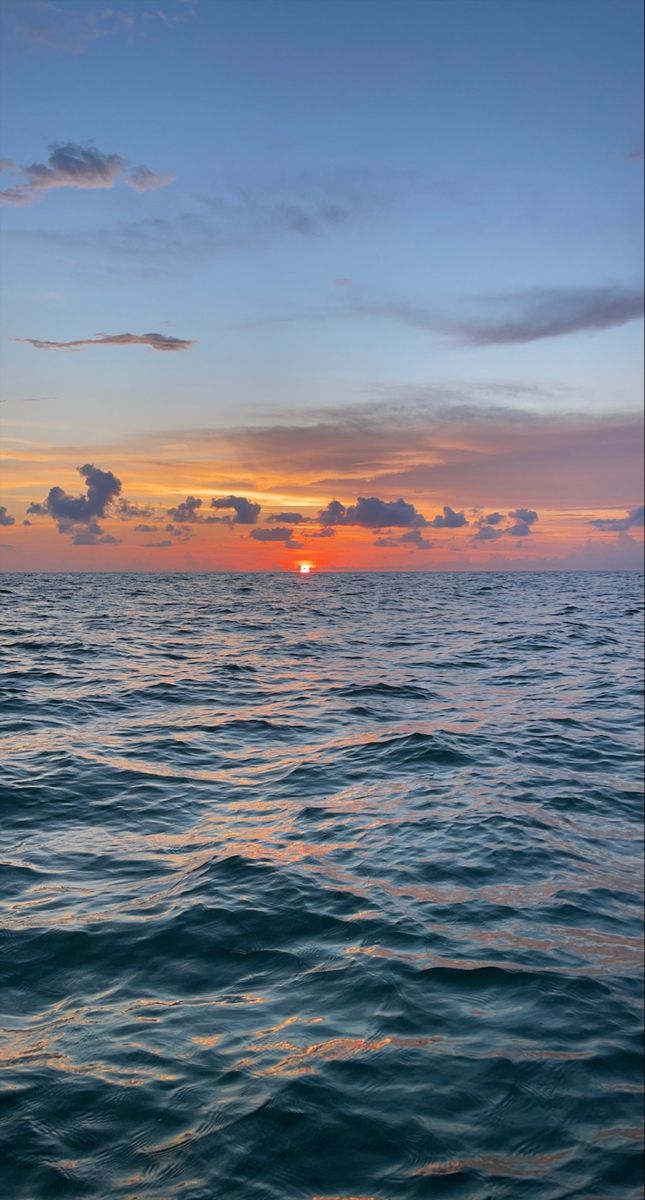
<box><xmin>297</xmin><ymin>562</ymin><xmax>314</xmax><ymax>574</ymax></box>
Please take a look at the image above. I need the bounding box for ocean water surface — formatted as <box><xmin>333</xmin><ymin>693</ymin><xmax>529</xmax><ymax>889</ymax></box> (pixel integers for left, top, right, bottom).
<box><xmin>1</xmin><ymin>570</ymin><xmax>643</xmax><ymax>1200</ymax></box>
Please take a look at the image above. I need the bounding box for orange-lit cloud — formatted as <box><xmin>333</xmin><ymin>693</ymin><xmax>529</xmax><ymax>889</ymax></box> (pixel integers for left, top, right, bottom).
<box><xmin>0</xmin><ymin>142</ymin><xmax>173</xmax><ymax>206</ymax></box>
<box><xmin>1</xmin><ymin>399</ymin><xmax>643</xmax><ymax>572</ymax></box>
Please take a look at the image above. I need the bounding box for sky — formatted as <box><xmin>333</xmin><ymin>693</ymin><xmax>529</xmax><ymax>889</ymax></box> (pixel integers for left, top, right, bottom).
<box><xmin>0</xmin><ymin>0</ymin><xmax>643</xmax><ymax>572</ymax></box>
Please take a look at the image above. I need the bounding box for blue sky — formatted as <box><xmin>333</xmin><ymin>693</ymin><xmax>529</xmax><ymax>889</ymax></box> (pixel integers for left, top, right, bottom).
<box><xmin>0</xmin><ymin>0</ymin><xmax>643</xmax><ymax>570</ymax></box>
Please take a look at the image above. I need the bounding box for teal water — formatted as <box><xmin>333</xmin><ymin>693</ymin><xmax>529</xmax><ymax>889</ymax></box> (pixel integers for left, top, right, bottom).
<box><xmin>1</xmin><ymin>570</ymin><xmax>643</xmax><ymax>1199</ymax></box>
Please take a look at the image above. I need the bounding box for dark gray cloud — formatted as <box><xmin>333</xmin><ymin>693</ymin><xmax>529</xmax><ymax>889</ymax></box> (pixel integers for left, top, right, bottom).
<box><xmin>0</xmin><ymin>141</ymin><xmax>173</xmax><ymax>206</ymax></box>
<box><xmin>506</xmin><ymin>507</ymin><xmax>539</xmax><ymax>536</ymax></box>
<box><xmin>250</xmin><ymin>526</ymin><xmax>302</xmax><ymax>547</ymax></box>
<box><xmin>27</xmin><ymin>462</ymin><xmax>122</xmax><ymax>543</ymax></box>
<box><xmin>17</xmin><ymin>331</ymin><xmax>193</xmax><ymax>352</ymax></box>
<box><xmin>319</xmin><ymin>496</ymin><xmax>428</xmax><ymax>528</ymax></box>
<box><xmin>428</xmin><ymin>505</ymin><xmax>468</xmax><ymax>529</ymax></box>
<box><xmin>143</xmin><ymin>539</ymin><xmax>174</xmax><ymax>548</ymax></box>
<box><xmin>0</xmin><ymin>506</ymin><xmax>16</xmax><ymax>527</ymax></box>
<box><xmin>117</xmin><ymin>499</ymin><xmax>156</xmax><ymax>519</ymax></box>
<box><xmin>167</xmin><ymin>496</ymin><xmax>203</xmax><ymax>523</ymax></box>
<box><xmin>309</xmin><ymin>527</ymin><xmax>335</xmax><ymax>538</ymax></box>
<box><xmin>374</xmin><ymin>529</ymin><xmax>435</xmax><ymax>550</ymax></box>
<box><xmin>472</xmin><ymin>524</ymin><xmax>504</xmax><ymax>543</ymax></box>
<box><xmin>134</xmin><ymin>523</ymin><xmax>158</xmax><ymax>533</ymax></box>
<box><xmin>72</xmin><ymin>523</ymin><xmax>120</xmax><ymax>546</ymax></box>
<box><xmin>210</xmin><ymin>495</ymin><xmax>261</xmax><ymax>524</ymax></box>
<box><xmin>268</xmin><ymin>511</ymin><xmax>309</xmax><ymax>524</ymax></box>
<box><xmin>472</xmin><ymin>507</ymin><xmax>539</xmax><ymax>542</ymax></box>
<box><xmin>589</xmin><ymin>504</ymin><xmax>644</xmax><ymax>532</ymax></box>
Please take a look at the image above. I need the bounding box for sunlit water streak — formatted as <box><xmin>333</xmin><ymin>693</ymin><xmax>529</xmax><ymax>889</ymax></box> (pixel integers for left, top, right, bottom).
<box><xmin>0</xmin><ymin>570</ymin><xmax>643</xmax><ymax>1199</ymax></box>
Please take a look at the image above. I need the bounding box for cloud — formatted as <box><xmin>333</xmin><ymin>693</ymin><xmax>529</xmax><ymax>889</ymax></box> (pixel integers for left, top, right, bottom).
<box><xmin>210</xmin><ymin>495</ymin><xmax>261</xmax><ymax>524</ymax></box>
<box><xmin>506</xmin><ymin>507</ymin><xmax>539</xmax><ymax>536</ymax></box>
<box><xmin>455</xmin><ymin>288</ymin><xmax>645</xmax><ymax>346</ymax></box>
<box><xmin>589</xmin><ymin>504</ymin><xmax>644</xmax><ymax>532</ymax></box>
<box><xmin>117</xmin><ymin>499</ymin><xmax>156</xmax><ymax>519</ymax></box>
<box><xmin>477</xmin><ymin>511</ymin><xmax>505</xmax><ymax>526</ymax></box>
<box><xmin>471</xmin><ymin>524</ymin><xmax>505</xmax><ymax>542</ymax></box>
<box><xmin>11</xmin><ymin>2</ymin><xmax>198</xmax><ymax>54</ymax></box>
<box><xmin>134</xmin><ymin>523</ymin><xmax>158</xmax><ymax>533</ymax></box>
<box><xmin>318</xmin><ymin>496</ymin><xmax>429</xmax><ymax>528</ymax></box>
<box><xmin>72</xmin><ymin>523</ymin><xmax>120</xmax><ymax>546</ymax></box>
<box><xmin>309</xmin><ymin>527</ymin><xmax>335</xmax><ymax>538</ymax></box>
<box><xmin>268</xmin><ymin>284</ymin><xmax>644</xmax><ymax>347</ymax></box>
<box><xmin>13</xmin><ymin>169</ymin><xmax>401</xmax><ymax>276</ymax></box>
<box><xmin>427</xmin><ymin>505</ymin><xmax>468</xmax><ymax>528</ymax></box>
<box><xmin>167</xmin><ymin>496</ymin><xmax>203</xmax><ymax>523</ymax></box>
<box><xmin>0</xmin><ymin>506</ymin><xmax>16</xmax><ymax>527</ymax></box>
<box><xmin>374</xmin><ymin>529</ymin><xmax>435</xmax><ymax>550</ymax></box>
<box><xmin>27</xmin><ymin>462</ymin><xmax>122</xmax><ymax>542</ymax></box>
<box><xmin>16</xmin><ymin>331</ymin><xmax>193</xmax><ymax>352</ymax></box>
<box><xmin>55</xmin><ymin>397</ymin><xmax>641</xmax><ymax>540</ymax></box>
<box><xmin>0</xmin><ymin>141</ymin><xmax>173</xmax><ymax>206</ymax></box>
<box><xmin>268</xmin><ymin>511</ymin><xmax>309</xmax><ymax>524</ymax></box>
<box><xmin>127</xmin><ymin>166</ymin><xmax>175</xmax><ymax>192</ymax></box>
<box><xmin>472</xmin><ymin>507</ymin><xmax>539</xmax><ymax>542</ymax></box>
<box><xmin>143</xmin><ymin>539</ymin><xmax>173</xmax><ymax>547</ymax></box>
<box><xmin>250</xmin><ymin>526</ymin><xmax>302</xmax><ymax>547</ymax></box>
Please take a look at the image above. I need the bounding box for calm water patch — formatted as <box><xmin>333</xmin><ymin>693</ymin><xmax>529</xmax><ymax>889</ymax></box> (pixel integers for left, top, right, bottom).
<box><xmin>1</xmin><ymin>571</ymin><xmax>643</xmax><ymax>1199</ymax></box>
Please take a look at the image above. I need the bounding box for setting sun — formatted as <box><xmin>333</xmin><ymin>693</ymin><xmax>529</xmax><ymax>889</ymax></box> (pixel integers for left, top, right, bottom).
<box><xmin>298</xmin><ymin>563</ymin><xmax>314</xmax><ymax>574</ymax></box>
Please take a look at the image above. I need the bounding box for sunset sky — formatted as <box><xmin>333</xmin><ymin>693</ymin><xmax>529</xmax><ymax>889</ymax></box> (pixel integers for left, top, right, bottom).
<box><xmin>0</xmin><ymin>0</ymin><xmax>643</xmax><ymax>572</ymax></box>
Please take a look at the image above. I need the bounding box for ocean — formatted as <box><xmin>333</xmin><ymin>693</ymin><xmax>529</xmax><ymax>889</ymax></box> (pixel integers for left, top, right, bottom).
<box><xmin>1</xmin><ymin>570</ymin><xmax>643</xmax><ymax>1199</ymax></box>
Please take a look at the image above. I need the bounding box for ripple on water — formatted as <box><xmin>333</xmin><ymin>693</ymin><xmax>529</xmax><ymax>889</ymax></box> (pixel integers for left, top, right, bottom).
<box><xmin>0</xmin><ymin>570</ymin><xmax>643</xmax><ymax>1199</ymax></box>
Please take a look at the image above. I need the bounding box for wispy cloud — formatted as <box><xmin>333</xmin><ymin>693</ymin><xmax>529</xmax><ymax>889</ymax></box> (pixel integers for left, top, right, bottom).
<box><xmin>10</xmin><ymin>1</ymin><xmax>197</xmax><ymax>55</ymax></box>
<box><xmin>133</xmin><ymin>395</ymin><xmax>643</xmax><ymax>510</ymax></box>
<box><xmin>127</xmin><ymin>165</ymin><xmax>174</xmax><ymax>192</ymax></box>
<box><xmin>12</xmin><ymin>170</ymin><xmax>402</xmax><ymax>275</ymax></box>
<box><xmin>16</xmin><ymin>331</ymin><xmax>193</xmax><ymax>352</ymax></box>
<box><xmin>257</xmin><ymin>284</ymin><xmax>644</xmax><ymax>347</ymax></box>
<box><xmin>0</xmin><ymin>142</ymin><xmax>173</xmax><ymax>206</ymax></box>
<box><xmin>589</xmin><ymin>504</ymin><xmax>644</xmax><ymax>532</ymax></box>
<box><xmin>453</xmin><ymin>286</ymin><xmax>645</xmax><ymax>346</ymax></box>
